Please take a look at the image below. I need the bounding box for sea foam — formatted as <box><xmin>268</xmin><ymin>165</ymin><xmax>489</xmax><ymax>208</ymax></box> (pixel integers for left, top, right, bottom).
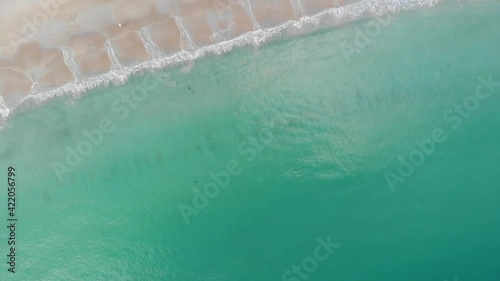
<box><xmin>0</xmin><ymin>0</ymin><xmax>439</xmax><ymax>123</ymax></box>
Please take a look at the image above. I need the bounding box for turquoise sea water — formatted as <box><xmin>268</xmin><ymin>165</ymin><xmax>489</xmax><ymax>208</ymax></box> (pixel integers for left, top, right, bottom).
<box><xmin>1</xmin><ymin>1</ymin><xmax>500</xmax><ymax>280</ymax></box>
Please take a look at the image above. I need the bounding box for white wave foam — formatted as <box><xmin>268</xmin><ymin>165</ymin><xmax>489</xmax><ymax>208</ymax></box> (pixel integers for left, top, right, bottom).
<box><xmin>0</xmin><ymin>0</ymin><xmax>439</xmax><ymax>122</ymax></box>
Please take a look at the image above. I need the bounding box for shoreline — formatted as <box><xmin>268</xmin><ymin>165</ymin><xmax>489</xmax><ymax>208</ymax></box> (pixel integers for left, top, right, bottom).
<box><xmin>0</xmin><ymin>0</ymin><xmax>439</xmax><ymax>123</ymax></box>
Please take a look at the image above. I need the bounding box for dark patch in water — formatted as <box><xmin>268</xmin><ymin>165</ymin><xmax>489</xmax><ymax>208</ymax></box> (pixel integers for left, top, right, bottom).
<box><xmin>194</xmin><ymin>142</ymin><xmax>201</xmax><ymax>152</ymax></box>
<box><xmin>43</xmin><ymin>189</ymin><xmax>51</xmax><ymax>203</ymax></box>
<box><xmin>156</xmin><ymin>151</ymin><xmax>164</xmax><ymax>165</ymax></box>
<box><xmin>63</xmin><ymin>127</ymin><xmax>72</xmax><ymax>137</ymax></box>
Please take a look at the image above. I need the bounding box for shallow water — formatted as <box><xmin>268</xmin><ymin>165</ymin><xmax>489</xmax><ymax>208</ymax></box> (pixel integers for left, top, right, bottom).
<box><xmin>0</xmin><ymin>0</ymin><xmax>438</xmax><ymax>121</ymax></box>
<box><xmin>0</xmin><ymin>0</ymin><xmax>500</xmax><ymax>280</ymax></box>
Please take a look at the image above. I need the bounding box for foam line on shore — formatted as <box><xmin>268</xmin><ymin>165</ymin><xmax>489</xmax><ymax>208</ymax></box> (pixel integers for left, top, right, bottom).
<box><xmin>0</xmin><ymin>0</ymin><xmax>439</xmax><ymax>123</ymax></box>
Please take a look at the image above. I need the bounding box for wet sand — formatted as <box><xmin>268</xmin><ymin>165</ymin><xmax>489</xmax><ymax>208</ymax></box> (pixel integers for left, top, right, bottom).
<box><xmin>0</xmin><ymin>0</ymin><xmax>348</xmax><ymax>106</ymax></box>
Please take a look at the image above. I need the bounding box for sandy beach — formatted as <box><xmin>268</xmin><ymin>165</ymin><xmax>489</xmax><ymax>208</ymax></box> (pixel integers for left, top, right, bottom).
<box><xmin>0</xmin><ymin>0</ymin><xmax>348</xmax><ymax>109</ymax></box>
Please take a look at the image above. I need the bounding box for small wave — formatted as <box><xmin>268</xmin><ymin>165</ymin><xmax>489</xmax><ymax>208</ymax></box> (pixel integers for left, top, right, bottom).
<box><xmin>0</xmin><ymin>0</ymin><xmax>439</xmax><ymax>123</ymax></box>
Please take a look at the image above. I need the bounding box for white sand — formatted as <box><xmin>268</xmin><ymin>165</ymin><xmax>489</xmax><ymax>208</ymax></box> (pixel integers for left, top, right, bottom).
<box><xmin>0</xmin><ymin>0</ymin><xmax>348</xmax><ymax>105</ymax></box>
